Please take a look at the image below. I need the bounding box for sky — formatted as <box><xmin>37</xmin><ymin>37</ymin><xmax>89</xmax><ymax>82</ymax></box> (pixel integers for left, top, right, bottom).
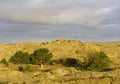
<box><xmin>0</xmin><ymin>0</ymin><xmax>120</xmax><ymax>43</ymax></box>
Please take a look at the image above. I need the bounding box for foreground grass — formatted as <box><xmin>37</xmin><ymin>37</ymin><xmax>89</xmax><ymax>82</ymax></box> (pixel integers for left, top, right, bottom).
<box><xmin>0</xmin><ymin>64</ymin><xmax>120</xmax><ymax>84</ymax></box>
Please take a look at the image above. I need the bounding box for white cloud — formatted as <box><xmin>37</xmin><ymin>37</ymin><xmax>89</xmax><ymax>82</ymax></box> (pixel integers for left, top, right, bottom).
<box><xmin>102</xmin><ymin>6</ymin><xmax>120</xmax><ymax>25</ymax></box>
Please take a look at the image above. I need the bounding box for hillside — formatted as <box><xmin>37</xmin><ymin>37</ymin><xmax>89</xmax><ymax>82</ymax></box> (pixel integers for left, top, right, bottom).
<box><xmin>0</xmin><ymin>39</ymin><xmax>120</xmax><ymax>63</ymax></box>
<box><xmin>87</xmin><ymin>42</ymin><xmax>120</xmax><ymax>62</ymax></box>
<box><xmin>0</xmin><ymin>39</ymin><xmax>120</xmax><ymax>84</ymax></box>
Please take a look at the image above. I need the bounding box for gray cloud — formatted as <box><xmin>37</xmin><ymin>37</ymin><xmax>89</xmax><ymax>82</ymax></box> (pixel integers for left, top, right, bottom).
<box><xmin>0</xmin><ymin>0</ymin><xmax>120</xmax><ymax>43</ymax></box>
<box><xmin>0</xmin><ymin>0</ymin><xmax>119</xmax><ymax>28</ymax></box>
<box><xmin>0</xmin><ymin>21</ymin><xmax>119</xmax><ymax>43</ymax></box>
<box><xmin>103</xmin><ymin>6</ymin><xmax>120</xmax><ymax>24</ymax></box>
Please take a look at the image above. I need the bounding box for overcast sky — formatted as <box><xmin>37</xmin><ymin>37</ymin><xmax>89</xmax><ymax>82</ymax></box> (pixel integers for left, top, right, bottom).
<box><xmin>0</xmin><ymin>0</ymin><xmax>120</xmax><ymax>43</ymax></box>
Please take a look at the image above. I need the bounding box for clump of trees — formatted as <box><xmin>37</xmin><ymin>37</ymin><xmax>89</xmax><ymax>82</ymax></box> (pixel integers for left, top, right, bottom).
<box><xmin>9</xmin><ymin>48</ymin><xmax>111</xmax><ymax>72</ymax></box>
<box><xmin>51</xmin><ymin>51</ymin><xmax>112</xmax><ymax>72</ymax></box>
<box><xmin>29</xmin><ymin>48</ymin><xmax>53</xmax><ymax>65</ymax></box>
<box><xmin>9</xmin><ymin>51</ymin><xmax>30</xmax><ymax>64</ymax></box>
<box><xmin>9</xmin><ymin>48</ymin><xmax>53</xmax><ymax>65</ymax></box>
<box><xmin>78</xmin><ymin>51</ymin><xmax>112</xmax><ymax>71</ymax></box>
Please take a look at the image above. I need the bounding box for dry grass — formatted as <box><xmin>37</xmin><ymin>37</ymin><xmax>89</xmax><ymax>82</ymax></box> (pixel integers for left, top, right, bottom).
<box><xmin>0</xmin><ymin>64</ymin><xmax>120</xmax><ymax>84</ymax></box>
<box><xmin>0</xmin><ymin>39</ymin><xmax>120</xmax><ymax>84</ymax></box>
<box><xmin>0</xmin><ymin>39</ymin><xmax>101</xmax><ymax>60</ymax></box>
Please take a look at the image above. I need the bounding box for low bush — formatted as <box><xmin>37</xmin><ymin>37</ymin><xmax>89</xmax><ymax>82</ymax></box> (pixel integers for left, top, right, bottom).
<box><xmin>18</xmin><ymin>65</ymin><xmax>32</xmax><ymax>73</ymax></box>
<box><xmin>50</xmin><ymin>58</ymin><xmax>79</xmax><ymax>67</ymax></box>
<box><xmin>18</xmin><ymin>66</ymin><xmax>24</xmax><ymax>72</ymax></box>
<box><xmin>23</xmin><ymin>65</ymin><xmax>32</xmax><ymax>72</ymax></box>
<box><xmin>78</xmin><ymin>51</ymin><xmax>112</xmax><ymax>71</ymax></box>
<box><xmin>0</xmin><ymin>58</ymin><xmax>9</xmax><ymax>67</ymax></box>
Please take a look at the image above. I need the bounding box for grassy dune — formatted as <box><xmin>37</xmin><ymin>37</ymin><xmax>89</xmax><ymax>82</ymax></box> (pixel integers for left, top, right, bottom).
<box><xmin>0</xmin><ymin>39</ymin><xmax>120</xmax><ymax>84</ymax></box>
<box><xmin>0</xmin><ymin>39</ymin><xmax>104</xmax><ymax>60</ymax></box>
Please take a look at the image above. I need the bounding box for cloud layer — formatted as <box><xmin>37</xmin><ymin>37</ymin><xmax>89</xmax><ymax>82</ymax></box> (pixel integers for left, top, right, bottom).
<box><xmin>0</xmin><ymin>0</ymin><xmax>120</xmax><ymax>43</ymax></box>
<box><xmin>0</xmin><ymin>0</ymin><xmax>119</xmax><ymax>27</ymax></box>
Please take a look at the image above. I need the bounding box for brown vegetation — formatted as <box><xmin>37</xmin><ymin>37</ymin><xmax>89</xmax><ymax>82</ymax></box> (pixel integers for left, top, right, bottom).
<box><xmin>0</xmin><ymin>39</ymin><xmax>120</xmax><ymax>84</ymax></box>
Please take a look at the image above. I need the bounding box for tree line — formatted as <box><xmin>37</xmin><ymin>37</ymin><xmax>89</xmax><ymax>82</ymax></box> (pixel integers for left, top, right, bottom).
<box><xmin>1</xmin><ymin>48</ymin><xmax>112</xmax><ymax>72</ymax></box>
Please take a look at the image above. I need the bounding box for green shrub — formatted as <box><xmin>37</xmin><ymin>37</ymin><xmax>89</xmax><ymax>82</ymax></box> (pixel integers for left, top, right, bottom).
<box><xmin>9</xmin><ymin>50</ymin><xmax>30</xmax><ymax>64</ymax></box>
<box><xmin>23</xmin><ymin>65</ymin><xmax>32</xmax><ymax>72</ymax></box>
<box><xmin>18</xmin><ymin>65</ymin><xmax>32</xmax><ymax>73</ymax></box>
<box><xmin>60</xmin><ymin>58</ymin><xmax>79</xmax><ymax>67</ymax></box>
<box><xmin>51</xmin><ymin>58</ymin><xmax>79</xmax><ymax>67</ymax></box>
<box><xmin>29</xmin><ymin>48</ymin><xmax>53</xmax><ymax>65</ymax></box>
<box><xmin>0</xmin><ymin>58</ymin><xmax>9</xmax><ymax>67</ymax></box>
<box><xmin>82</xmin><ymin>51</ymin><xmax>112</xmax><ymax>71</ymax></box>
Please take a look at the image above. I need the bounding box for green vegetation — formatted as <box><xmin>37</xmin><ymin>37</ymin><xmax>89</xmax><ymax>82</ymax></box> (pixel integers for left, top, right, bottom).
<box><xmin>29</xmin><ymin>48</ymin><xmax>53</xmax><ymax>65</ymax></box>
<box><xmin>18</xmin><ymin>65</ymin><xmax>32</xmax><ymax>73</ymax></box>
<box><xmin>9</xmin><ymin>48</ymin><xmax>53</xmax><ymax>65</ymax></box>
<box><xmin>59</xmin><ymin>58</ymin><xmax>79</xmax><ymax>67</ymax></box>
<box><xmin>9</xmin><ymin>47</ymin><xmax>112</xmax><ymax>72</ymax></box>
<box><xmin>51</xmin><ymin>51</ymin><xmax>112</xmax><ymax>72</ymax></box>
<box><xmin>51</xmin><ymin>58</ymin><xmax>79</xmax><ymax>67</ymax></box>
<box><xmin>9</xmin><ymin>51</ymin><xmax>30</xmax><ymax>64</ymax></box>
<box><xmin>0</xmin><ymin>58</ymin><xmax>9</xmax><ymax>67</ymax></box>
<box><xmin>78</xmin><ymin>51</ymin><xmax>112</xmax><ymax>71</ymax></box>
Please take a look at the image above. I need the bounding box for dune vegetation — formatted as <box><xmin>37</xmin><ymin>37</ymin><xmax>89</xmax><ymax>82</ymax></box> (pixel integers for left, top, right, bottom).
<box><xmin>0</xmin><ymin>39</ymin><xmax>120</xmax><ymax>84</ymax></box>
